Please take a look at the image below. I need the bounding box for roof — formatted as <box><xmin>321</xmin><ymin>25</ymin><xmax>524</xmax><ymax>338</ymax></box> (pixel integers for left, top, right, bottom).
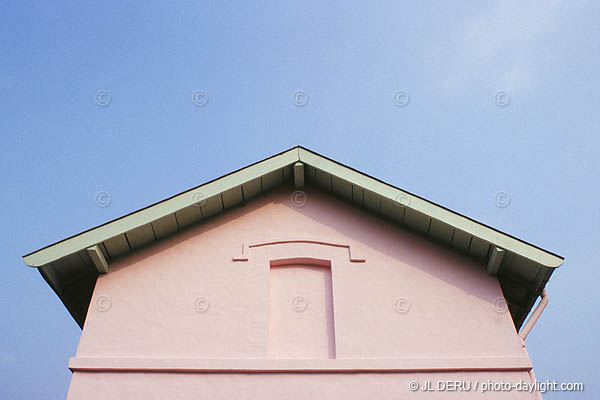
<box><xmin>23</xmin><ymin>146</ymin><xmax>563</xmax><ymax>328</ymax></box>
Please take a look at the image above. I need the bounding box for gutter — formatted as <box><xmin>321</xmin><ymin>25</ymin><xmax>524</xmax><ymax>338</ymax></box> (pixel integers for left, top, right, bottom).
<box><xmin>519</xmin><ymin>290</ymin><xmax>549</xmax><ymax>340</ymax></box>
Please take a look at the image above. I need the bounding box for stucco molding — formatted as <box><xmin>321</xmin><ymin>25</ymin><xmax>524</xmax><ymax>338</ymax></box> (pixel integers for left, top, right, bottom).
<box><xmin>232</xmin><ymin>240</ymin><xmax>366</xmax><ymax>263</ymax></box>
<box><xmin>68</xmin><ymin>356</ymin><xmax>533</xmax><ymax>373</ymax></box>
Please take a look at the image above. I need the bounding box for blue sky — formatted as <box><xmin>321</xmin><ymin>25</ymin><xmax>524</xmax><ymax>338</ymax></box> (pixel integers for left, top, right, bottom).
<box><xmin>1</xmin><ymin>1</ymin><xmax>598</xmax><ymax>398</ymax></box>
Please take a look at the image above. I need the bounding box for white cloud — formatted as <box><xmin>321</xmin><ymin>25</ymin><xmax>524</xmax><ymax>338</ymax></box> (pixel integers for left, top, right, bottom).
<box><xmin>432</xmin><ymin>0</ymin><xmax>588</xmax><ymax>93</ymax></box>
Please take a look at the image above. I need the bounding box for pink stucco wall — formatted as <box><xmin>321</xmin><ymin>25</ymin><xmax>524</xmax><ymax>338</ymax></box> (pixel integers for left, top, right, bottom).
<box><xmin>67</xmin><ymin>186</ymin><xmax>540</xmax><ymax>399</ymax></box>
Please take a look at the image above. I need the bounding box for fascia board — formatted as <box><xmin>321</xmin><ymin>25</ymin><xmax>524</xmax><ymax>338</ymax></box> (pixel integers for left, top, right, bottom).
<box><xmin>23</xmin><ymin>148</ymin><xmax>300</xmax><ymax>267</ymax></box>
<box><xmin>298</xmin><ymin>147</ymin><xmax>563</xmax><ymax>268</ymax></box>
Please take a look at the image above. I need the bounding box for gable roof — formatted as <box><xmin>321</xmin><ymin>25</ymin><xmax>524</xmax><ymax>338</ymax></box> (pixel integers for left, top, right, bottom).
<box><xmin>23</xmin><ymin>146</ymin><xmax>563</xmax><ymax>328</ymax></box>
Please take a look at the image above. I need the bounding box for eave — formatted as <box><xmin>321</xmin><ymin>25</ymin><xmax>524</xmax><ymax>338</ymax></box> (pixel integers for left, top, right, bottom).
<box><xmin>23</xmin><ymin>146</ymin><xmax>563</xmax><ymax>329</ymax></box>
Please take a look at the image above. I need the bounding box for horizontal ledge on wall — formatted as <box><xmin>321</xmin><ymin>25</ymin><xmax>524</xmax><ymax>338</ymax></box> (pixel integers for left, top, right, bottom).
<box><xmin>232</xmin><ymin>240</ymin><xmax>366</xmax><ymax>263</ymax></box>
<box><xmin>69</xmin><ymin>357</ymin><xmax>532</xmax><ymax>373</ymax></box>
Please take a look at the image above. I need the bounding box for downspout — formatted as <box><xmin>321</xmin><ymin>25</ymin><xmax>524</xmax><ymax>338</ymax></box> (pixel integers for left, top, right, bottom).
<box><xmin>519</xmin><ymin>290</ymin><xmax>549</xmax><ymax>340</ymax></box>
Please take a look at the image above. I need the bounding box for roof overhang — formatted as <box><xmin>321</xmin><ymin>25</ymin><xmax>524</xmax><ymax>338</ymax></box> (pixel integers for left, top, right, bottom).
<box><xmin>23</xmin><ymin>146</ymin><xmax>563</xmax><ymax>328</ymax></box>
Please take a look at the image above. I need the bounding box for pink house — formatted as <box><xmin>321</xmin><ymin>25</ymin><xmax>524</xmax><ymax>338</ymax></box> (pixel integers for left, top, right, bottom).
<box><xmin>23</xmin><ymin>146</ymin><xmax>563</xmax><ymax>399</ymax></box>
